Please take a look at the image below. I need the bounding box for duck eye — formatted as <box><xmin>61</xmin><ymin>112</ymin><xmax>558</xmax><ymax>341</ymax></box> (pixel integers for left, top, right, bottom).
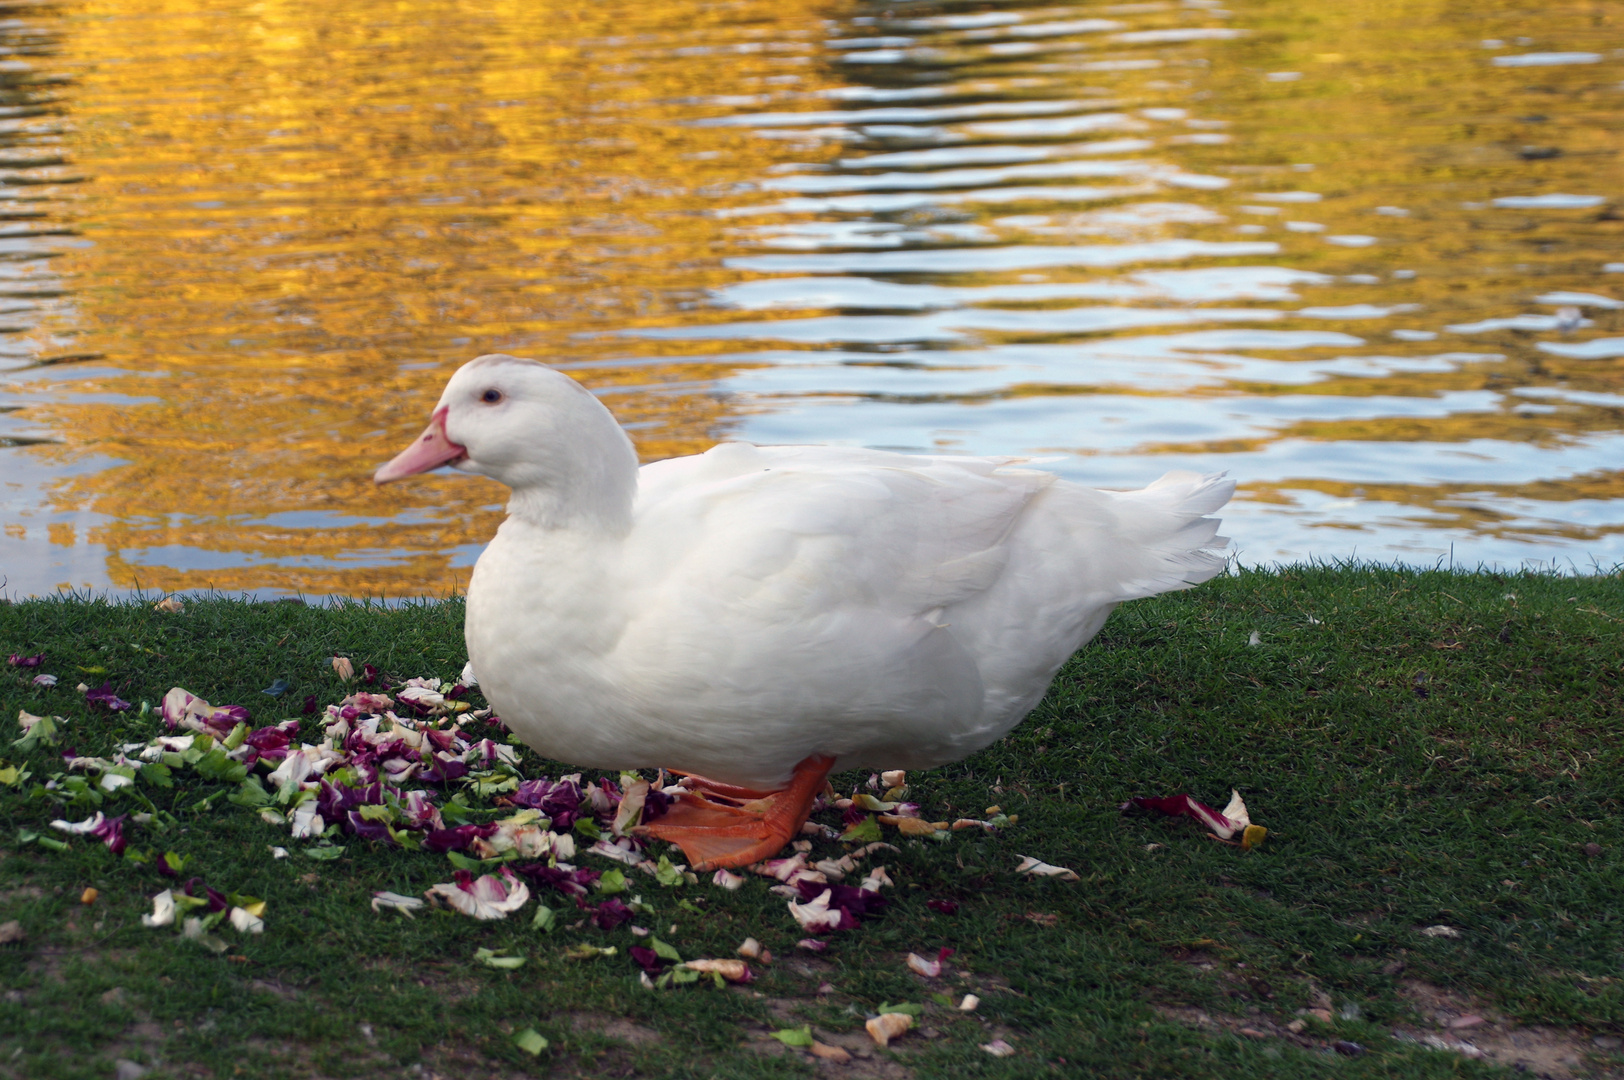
<box><xmin>481</xmin><ymin>388</ymin><xmax>503</xmax><ymax>404</ymax></box>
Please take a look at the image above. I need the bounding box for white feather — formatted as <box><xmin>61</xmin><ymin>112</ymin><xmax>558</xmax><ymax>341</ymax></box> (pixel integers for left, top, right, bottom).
<box><xmin>434</xmin><ymin>355</ymin><xmax>1233</xmax><ymax>789</ymax></box>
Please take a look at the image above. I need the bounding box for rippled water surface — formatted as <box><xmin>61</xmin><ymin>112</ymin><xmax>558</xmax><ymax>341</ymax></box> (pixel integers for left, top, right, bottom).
<box><xmin>1</xmin><ymin>0</ymin><xmax>1622</xmax><ymax>595</ymax></box>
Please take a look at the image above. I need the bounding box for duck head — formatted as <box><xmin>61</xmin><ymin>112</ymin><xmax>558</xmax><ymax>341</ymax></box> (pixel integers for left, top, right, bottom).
<box><xmin>374</xmin><ymin>353</ymin><xmax>639</xmax><ymax>530</ymax></box>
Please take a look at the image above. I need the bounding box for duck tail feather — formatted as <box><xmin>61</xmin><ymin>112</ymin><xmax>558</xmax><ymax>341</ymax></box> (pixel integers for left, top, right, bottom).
<box><xmin>1110</xmin><ymin>471</ymin><xmax>1235</xmax><ymax>595</ymax></box>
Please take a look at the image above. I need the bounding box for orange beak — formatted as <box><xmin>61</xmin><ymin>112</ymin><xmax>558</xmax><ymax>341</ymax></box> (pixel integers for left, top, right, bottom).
<box><xmin>373</xmin><ymin>406</ymin><xmax>467</xmax><ymax>484</ymax></box>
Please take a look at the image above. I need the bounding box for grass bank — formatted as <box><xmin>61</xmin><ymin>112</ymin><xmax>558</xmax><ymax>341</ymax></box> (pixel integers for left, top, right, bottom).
<box><xmin>1</xmin><ymin>565</ymin><xmax>1620</xmax><ymax>1080</ymax></box>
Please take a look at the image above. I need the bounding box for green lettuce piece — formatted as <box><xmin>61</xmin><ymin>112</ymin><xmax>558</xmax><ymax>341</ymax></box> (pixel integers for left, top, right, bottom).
<box><xmin>141</xmin><ymin>761</ymin><xmax>173</xmax><ymax>788</ymax></box>
<box><xmin>596</xmin><ymin>869</ymin><xmax>627</xmax><ymax>895</ymax></box>
<box><xmin>473</xmin><ymin>947</ymin><xmax>525</xmax><ymax>970</ymax></box>
<box><xmin>562</xmin><ymin>944</ymin><xmax>616</xmax><ymax>961</ymax></box>
<box><xmin>530</xmin><ymin>905</ymin><xmax>557</xmax><ymax>933</ymax></box>
<box><xmin>227</xmin><ymin>777</ymin><xmax>271</xmax><ymax>808</ymax></box>
<box><xmin>650</xmin><ymin>937</ymin><xmax>681</xmax><ymax>963</ymax></box>
<box><xmin>513</xmin><ymin>1028</ymin><xmax>549</xmax><ymax>1056</ymax></box>
<box><xmin>771</xmin><ymin>1027</ymin><xmax>814</xmax><ymax>1047</ymax></box>
<box><xmin>876</xmin><ymin>1001</ymin><xmax>923</xmax><ymax>1017</ymax></box>
<box><xmin>446</xmin><ymin>850</ymin><xmax>499</xmax><ymax>871</ymax></box>
<box><xmin>653</xmin><ymin>856</ymin><xmax>684</xmax><ymax>888</ymax></box>
<box><xmin>13</xmin><ymin>715</ymin><xmax>58</xmax><ymax>752</ymax></box>
<box><xmin>194</xmin><ymin>748</ymin><xmax>248</xmax><ymax>784</ymax></box>
<box><xmin>304</xmin><ymin>846</ymin><xmax>345</xmax><ymax>861</ymax></box>
<box><xmin>839</xmin><ymin>816</ymin><xmax>882</xmax><ymax>843</ymax></box>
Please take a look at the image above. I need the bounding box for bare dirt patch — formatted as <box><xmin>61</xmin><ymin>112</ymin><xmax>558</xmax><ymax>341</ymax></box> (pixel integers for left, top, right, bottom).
<box><xmin>561</xmin><ymin>1011</ymin><xmax>662</xmax><ymax>1048</ymax></box>
<box><xmin>1393</xmin><ymin>979</ymin><xmax>1622</xmax><ymax>1079</ymax></box>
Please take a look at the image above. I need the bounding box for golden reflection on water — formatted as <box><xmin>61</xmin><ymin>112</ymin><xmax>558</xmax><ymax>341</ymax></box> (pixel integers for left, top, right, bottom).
<box><xmin>15</xmin><ymin>0</ymin><xmax>839</xmax><ymax>593</ymax></box>
<box><xmin>0</xmin><ymin>0</ymin><xmax>1621</xmax><ymax>594</ymax></box>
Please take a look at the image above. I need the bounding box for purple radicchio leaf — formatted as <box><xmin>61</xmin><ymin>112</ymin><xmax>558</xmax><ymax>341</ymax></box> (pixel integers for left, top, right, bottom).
<box><xmin>1119</xmin><ymin>793</ymin><xmax>1241</xmax><ymax>838</ymax></box>
<box><xmin>513</xmin><ymin>863</ymin><xmax>600</xmax><ymax>897</ymax></box>
<box><xmin>590</xmin><ymin>896</ymin><xmax>634</xmax><ymax>931</ymax></box>
<box><xmin>400</xmin><ymin>790</ymin><xmax>442</xmax><ymax>830</ymax></box>
<box><xmin>641</xmin><ymin>788</ymin><xmax>672</xmax><ymax>823</ymax></box>
<box><xmin>347</xmin><ymin>810</ymin><xmax>397</xmax><ymax>845</ymax></box>
<box><xmin>92</xmin><ymin>814</ymin><xmax>127</xmax><ymax>856</ymax></box>
<box><xmin>243</xmin><ymin>726</ymin><xmax>292</xmax><ymax>757</ymax></box>
<box><xmin>85</xmin><ymin>681</ymin><xmax>132</xmax><ymax>712</ymax></box>
<box><xmin>7</xmin><ymin>653</ymin><xmax>43</xmax><ymax>668</ymax></box>
<box><xmin>417</xmin><ymin>752</ymin><xmax>469</xmax><ymax>784</ymax></box>
<box><xmin>796</xmin><ymin>879</ymin><xmax>888</xmax><ymax>927</ymax></box>
<box><xmin>422</xmin><ymin>823</ymin><xmax>500</xmax><ymax>853</ymax></box>
<box><xmin>185</xmin><ymin>879</ymin><xmax>231</xmax><ymax>913</ymax></box>
<box><xmin>510</xmin><ymin>777</ymin><xmax>583</xmax><ymax>829</ymax></box>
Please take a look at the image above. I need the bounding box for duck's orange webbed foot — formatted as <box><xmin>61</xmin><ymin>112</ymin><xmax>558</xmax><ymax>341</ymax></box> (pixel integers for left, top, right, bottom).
<box><xmin>637</xmin><ymin>754</ymin><xmax>836</xmax><ymax>872</ymax></box>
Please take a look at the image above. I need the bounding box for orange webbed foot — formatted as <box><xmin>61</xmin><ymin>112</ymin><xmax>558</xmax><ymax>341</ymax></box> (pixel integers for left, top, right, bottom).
<box><xmin>638</xmin><ymin>754</ymin><xmax>836</xmax><ymax>871</ymax></box>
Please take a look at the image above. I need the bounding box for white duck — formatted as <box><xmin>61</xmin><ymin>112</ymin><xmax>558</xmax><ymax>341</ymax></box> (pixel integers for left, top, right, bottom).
<box><xmin>376</xmin><ymin>354</ymin><xmax>1233</xmax><ymax>869</ymax></box>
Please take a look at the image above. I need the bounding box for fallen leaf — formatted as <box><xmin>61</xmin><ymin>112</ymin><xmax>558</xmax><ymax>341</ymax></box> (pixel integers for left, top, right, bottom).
<box><xmin>425</xmin><ymin>868</ymin><xmax>530</xmax><ymax>920</ymax></box>
<box><xmin>181</xmin><ymin>917</ymin><xmax>229</xmax><ymax>953</ymax></box>
<box><xmin>513</xmin><ymin>1028</ymin><xmax>548</xmax><ymax>1055</ymax></box>
<box><xmin>1014</xmin><ymin>855</ymin><xmax>1079</xmax><ymax>882</ymax></box>
<box><xmin>959</xmin><ymin>994</ymin><xmax>980</xmax><ymax>1011</ymax></box>
<box><xmin>473</xmin><ymin>947</ymin><xmax>525</xmax><ymax>969</ymax></box>
<box><xmin>1120</xmin><ymin>790</ymin><xmax>1252</xmax><ymax>840</ymax></box>
<box><xmin>371</xmin><ymin>891</ymin><xmax>425</xmax><ymax>917</ymax></box>
<box><xmin>563</xmin><ymin>943</ymin><xmax>617</xmax><ymax>960</ymax></box>
<box><xmin>229</xmin><ymin>907</ymin><xmax>264</xmax><ymax>934</ymax></box>
<box><xmin>981</xmin><ymin>1039</ymin><xmax>1016</xmax><ymax>1057</ymax></box>
<box><xmin>684</xmin><ymin>958</ymin><xmax>752</xmax><ymax>983</ymax></box>
<box><xmin>866</xmin><ymin>1013</ymin><xmax>912</xmax><ymax>1047</ymax></box>
<box><xmin>771</xmin><ymin>1026</ymin><xmax>814</xmax><ymax>1048</ymax></box>
<box><xmin>141</xmin><ymin>891</ymin><xmax>176</xmax><ymax>928</ymax></box>
<box><xmin>810</xmin><ymin>1041</ymin><xmax>851</xmax><ymax>1062</ymax></box>
<box><xmin>81</xmin><ymin>888</ymin><xmax>98</xmax><ymax>905</ymax></box>
<box><xmin>1420</xmin><ymin>925</ymin><xmax>1462</xmax><ymax>938</ymax></box>
<box><xmin>153</xmin><ymin>597</ymin><xmax>184</xmax><ymax>614</ymax></box>
<box><xmin>0</xmin><ymin>921</ymin><xmax>22</xmax><ymax>944</ymax></box>
<box><xmin>1241</xmin><ymin>825</ymin><xmax>1268</xmax><ymax>850</ymax></box>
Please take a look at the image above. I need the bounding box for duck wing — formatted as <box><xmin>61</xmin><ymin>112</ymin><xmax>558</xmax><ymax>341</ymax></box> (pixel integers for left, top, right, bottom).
<box><xmin>613</xmin><ymin>443</ymin><xmax>1055</xmax><ymax>780</ymax></box>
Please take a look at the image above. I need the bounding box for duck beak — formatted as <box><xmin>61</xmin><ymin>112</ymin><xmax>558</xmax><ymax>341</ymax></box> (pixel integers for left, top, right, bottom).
<box><xmin>374</xmin><ymin>406</ymin><xmax>468</xmax><ymax>483</ymax></box>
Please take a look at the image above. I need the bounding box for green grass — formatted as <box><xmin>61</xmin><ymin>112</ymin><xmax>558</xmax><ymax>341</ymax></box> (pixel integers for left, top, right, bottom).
<box><xmin>1</xmin><ymin>565</ymin><xmax>1620</xmax><ymax>1079</ymax></box>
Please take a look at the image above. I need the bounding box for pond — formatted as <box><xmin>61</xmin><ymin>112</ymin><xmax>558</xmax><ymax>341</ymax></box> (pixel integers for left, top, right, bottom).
<box><xmin>1</xmin><ymin>0</ymin><xmax>1621</xmax><ymax>597</ymax></box>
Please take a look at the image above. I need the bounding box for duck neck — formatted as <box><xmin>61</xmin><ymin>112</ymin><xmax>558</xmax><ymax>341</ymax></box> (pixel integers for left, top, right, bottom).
<box><xmin>507</xmin><ymin>482</ymin><xmax>632</xmax><ymax>536</ymax></box>
<box><xmin>502</xmin><ymin>436</ymin><xmax>639</xmax><ymax>537</ymax></box>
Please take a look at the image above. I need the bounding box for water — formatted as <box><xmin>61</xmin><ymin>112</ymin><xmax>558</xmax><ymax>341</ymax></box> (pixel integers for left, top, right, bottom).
<box><xmin>1</xmin><ymin>0</ymin><xmax>1621</xmax><ymax>597</ymax></box>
